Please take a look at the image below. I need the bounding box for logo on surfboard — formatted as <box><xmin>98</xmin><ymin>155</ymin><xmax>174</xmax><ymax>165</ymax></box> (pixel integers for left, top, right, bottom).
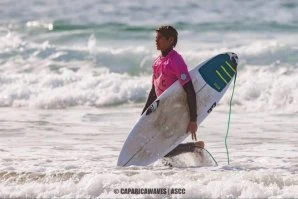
<box><xmin>207</xmin><ymin>102</ymin><xmax>217</xmax><ymax>114</ymax></box>
<box><xmin>146</xmin><ymin>100</ymin><xmax>160</xmax><ymax>115</ymax></box>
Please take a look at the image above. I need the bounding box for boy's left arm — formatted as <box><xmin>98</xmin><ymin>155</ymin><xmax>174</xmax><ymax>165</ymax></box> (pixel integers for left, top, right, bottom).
<box><xmin>183</xmin><ymin>81</ymin><xmax>198</xmax><ymax>141</ymax></box>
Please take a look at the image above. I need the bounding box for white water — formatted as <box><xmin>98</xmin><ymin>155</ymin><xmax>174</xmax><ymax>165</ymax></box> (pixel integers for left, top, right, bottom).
<box><xmin>0</xmin><ymin>107</ymin><xmax>297</xmax><ymax>198</ymax></box>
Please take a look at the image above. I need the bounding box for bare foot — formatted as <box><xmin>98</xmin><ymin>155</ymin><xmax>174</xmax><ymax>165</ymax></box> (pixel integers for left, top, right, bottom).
<box><xmin>194</xmin><ymin>141</ymin><xmax>205</xmax><ymax>149</ymax></box>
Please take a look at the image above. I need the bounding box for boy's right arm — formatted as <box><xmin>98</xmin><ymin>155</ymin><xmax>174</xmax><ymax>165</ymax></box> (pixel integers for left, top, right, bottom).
<box><xmin>141</xmin><ymin>85</ymin><xmax>157</xmax><ymax>115</ymax></box>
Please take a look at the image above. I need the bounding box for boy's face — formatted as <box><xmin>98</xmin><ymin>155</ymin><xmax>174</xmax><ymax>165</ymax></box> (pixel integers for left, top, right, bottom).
<box><xmin>155</xmin><ymin>32</ymin><xmax>174</xmax><ymax>51</ymax></box>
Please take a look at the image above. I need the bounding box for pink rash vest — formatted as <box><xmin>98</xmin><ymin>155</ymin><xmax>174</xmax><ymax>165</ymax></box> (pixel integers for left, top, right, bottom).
<box><xmin>152</xmin><ymin>49</ymin><xmax>191</xmax><ymax>96</ymax></box>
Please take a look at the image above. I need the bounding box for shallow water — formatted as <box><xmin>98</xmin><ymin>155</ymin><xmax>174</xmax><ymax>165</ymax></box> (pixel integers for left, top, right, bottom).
<box><xmin>0</xmin><ymin>107</ymin><xmax>297</xmax><ymax>198</ymax></box>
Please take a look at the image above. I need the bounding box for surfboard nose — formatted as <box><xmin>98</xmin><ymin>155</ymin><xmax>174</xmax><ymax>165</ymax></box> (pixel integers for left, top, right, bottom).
<box><xmin>117</xmin><ymin>152</ymin><xmax>127</xmax><ymax>166</ymax></box>
<box><xmin>117</xmin><ymin>159</ymin><xmax>124</xmax><ymax>166</ymax></box>
<box><xmin>117</xmin><ymin>157</ymin><xmax>129</xmax><ymax>166</ymax></box>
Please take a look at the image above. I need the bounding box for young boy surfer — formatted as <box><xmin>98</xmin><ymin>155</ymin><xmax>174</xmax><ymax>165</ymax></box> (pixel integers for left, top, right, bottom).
<box><xmin>142</xmin><ymin>25</ymin><xmax>204</xmax><ymax>157</ymax></box>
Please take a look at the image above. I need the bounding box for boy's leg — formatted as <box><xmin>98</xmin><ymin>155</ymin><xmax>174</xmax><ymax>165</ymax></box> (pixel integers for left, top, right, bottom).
<box><xmin>164</xmin><ymin>141</ymin><xmax>204</xmax><ymax>157</ymax></box>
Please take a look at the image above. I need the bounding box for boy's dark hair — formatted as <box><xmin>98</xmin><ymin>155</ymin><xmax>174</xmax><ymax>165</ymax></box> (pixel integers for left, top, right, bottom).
<box><xmin>155</xmin><ymin>25</ymin><xmax>178</xmax><ymax>47</ymax></box>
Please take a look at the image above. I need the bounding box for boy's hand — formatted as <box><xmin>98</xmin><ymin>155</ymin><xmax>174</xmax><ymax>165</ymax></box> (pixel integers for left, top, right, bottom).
<box><xmin>187</xmin><ymin>121</ymin><xmax>198</xmax><ymax>141</ymax></box>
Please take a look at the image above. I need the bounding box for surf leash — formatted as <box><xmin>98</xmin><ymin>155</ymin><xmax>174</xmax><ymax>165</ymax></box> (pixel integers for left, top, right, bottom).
<box><xmin>203</xmin><ymin>71</ymin><xmax>237</xmax><ymax>166</ymax></box>
<box><xmin>203</xmin><ymin>148</ymin><xmax>218</xmax><ymax>166</ymax></box>
<box><xmin>225</xmin><ymin>71</ymin><xmax>237</xmax><ymax>165</ymax></box>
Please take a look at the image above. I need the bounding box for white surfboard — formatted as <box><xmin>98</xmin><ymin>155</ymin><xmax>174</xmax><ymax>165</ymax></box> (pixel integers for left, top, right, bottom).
<box><xmin>117</xmin><ymin>52</ymin><xmax>238</xmax><ymax>166</ymax></box>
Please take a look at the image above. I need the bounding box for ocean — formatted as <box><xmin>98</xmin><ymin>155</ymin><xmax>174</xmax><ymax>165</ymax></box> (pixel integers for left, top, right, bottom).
<box><xmin>0</xmin><ymin>0</ymin><xmax>297</xmax><ymax>198</ymax></box>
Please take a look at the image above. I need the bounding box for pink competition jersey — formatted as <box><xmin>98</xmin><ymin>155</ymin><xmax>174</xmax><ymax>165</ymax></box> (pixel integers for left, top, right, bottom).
<box><xmin>152</xmin><ymin>49</ymin><xmax>191</xmax><ymax>96</ymax></box>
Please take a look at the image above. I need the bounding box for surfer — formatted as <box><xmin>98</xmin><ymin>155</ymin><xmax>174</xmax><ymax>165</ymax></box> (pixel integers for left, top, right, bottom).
<box><xmin>142</xmin><ymin>25</ymin><xmax>205</xmax><ymax>152</ymax></box>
